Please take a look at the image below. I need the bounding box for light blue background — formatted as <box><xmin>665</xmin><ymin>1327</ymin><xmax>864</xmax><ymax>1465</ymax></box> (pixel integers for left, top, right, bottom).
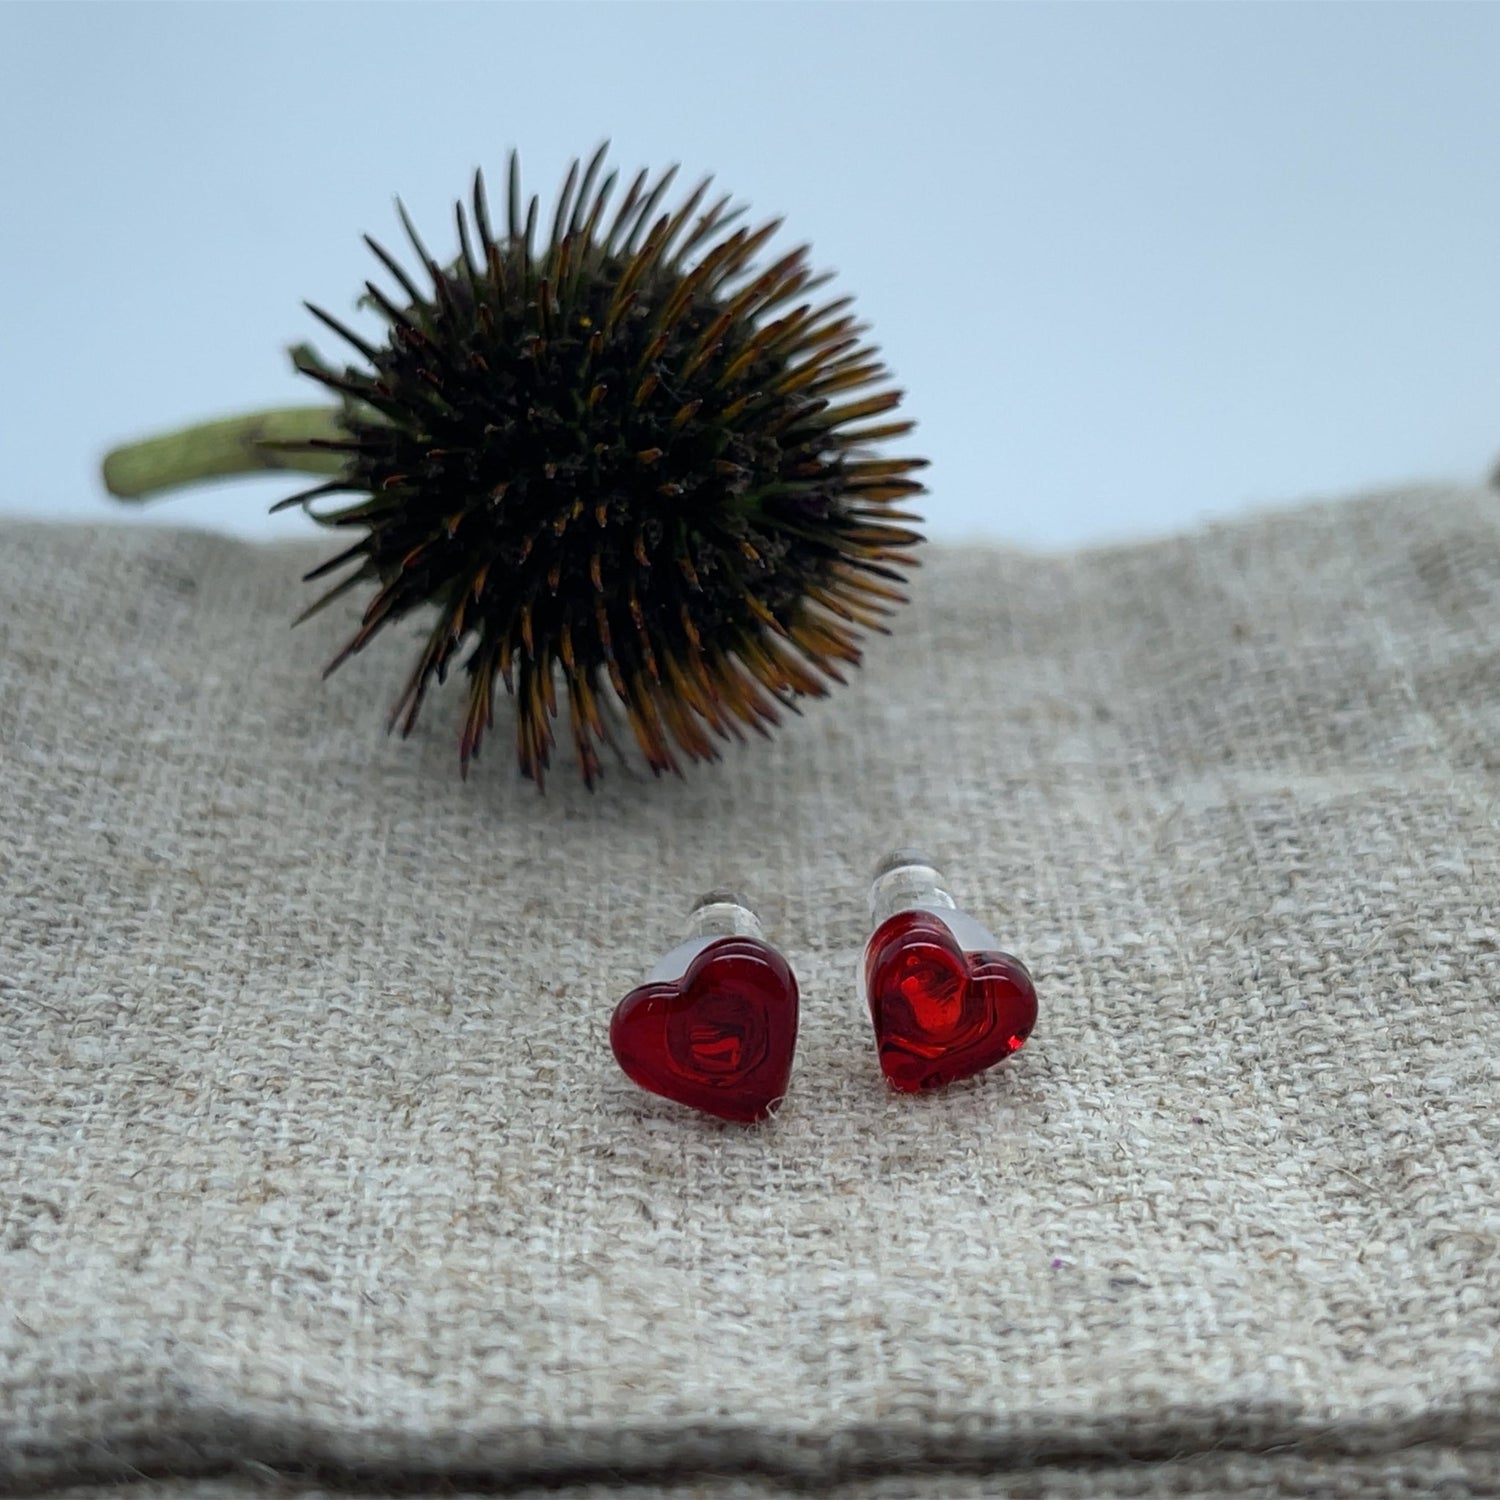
<box><xmin>3</xmin><ymin>1</ymin><xmax>1498</xmax><ymax>546</ymax></box>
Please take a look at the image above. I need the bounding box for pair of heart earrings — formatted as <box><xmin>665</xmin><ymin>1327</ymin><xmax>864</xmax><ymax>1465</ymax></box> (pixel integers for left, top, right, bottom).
<box><xmin>610</xmin><ymin>850</ymin><xmax>1039</xmax><ymax>1122</ymax></box>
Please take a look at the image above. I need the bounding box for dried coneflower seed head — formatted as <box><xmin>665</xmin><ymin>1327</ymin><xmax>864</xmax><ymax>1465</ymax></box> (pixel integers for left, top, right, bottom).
<box><xmin>275</xmin><ymin>145</ymin><xmax>927</xmax><ymax>788</ymax></box>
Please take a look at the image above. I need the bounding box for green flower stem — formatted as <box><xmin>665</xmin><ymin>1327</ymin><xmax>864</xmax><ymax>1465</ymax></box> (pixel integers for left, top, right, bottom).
<box><xmin>101</xmin><ymin>406</ymin><xmax>350</xmax><ymax>501</ymax></box>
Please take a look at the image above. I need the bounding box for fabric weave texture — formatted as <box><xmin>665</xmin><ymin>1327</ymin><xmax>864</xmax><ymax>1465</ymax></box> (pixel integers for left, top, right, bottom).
<box><xmin>2</xmin><ymin>486</ymin><xmax>1498</xmax><ymax>1497</ymax></box>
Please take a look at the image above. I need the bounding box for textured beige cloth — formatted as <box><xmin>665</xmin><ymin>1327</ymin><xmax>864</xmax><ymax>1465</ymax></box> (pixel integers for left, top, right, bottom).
<box><xmin>2</xmin><ymin>486</ymin><xmax>1498</xmax><ymax>1498</ymax></box>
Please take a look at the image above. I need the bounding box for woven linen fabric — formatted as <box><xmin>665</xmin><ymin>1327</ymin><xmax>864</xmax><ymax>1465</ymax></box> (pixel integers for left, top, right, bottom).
<box><xmin>2</xmin><ymin>485</ymin><xmax>1498</xmax><ymax>1498</ymax></box>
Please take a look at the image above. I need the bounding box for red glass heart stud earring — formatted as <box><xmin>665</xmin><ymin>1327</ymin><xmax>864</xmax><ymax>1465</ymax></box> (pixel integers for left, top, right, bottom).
<box><xmin>860</xmin><ymin>850</ymin><xmax>1038</xmax><ymax>1093</ymax></box>
<box><xmin>610</xmin><ymin>892</ymin><xmax>800</xmax><ymax>1123</ymax></box>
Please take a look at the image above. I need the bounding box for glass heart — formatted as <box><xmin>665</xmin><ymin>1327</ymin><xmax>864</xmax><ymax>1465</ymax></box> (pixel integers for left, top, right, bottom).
<box><xmin>611</xmin><ymin>936</ymin><xmax>799</xmax><ymax>1122</ymax></box>
<box><xmin>865</xmin><ymin>910</ymin><xmax>1036</xmax><ymax>1092</ymax></box>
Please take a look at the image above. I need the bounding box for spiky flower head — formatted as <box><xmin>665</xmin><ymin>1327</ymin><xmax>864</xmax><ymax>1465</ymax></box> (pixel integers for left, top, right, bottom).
<box><xmin>279</xmin><ymin>145</ymin><xmax>926</xmax><ymax>788</ymax></box>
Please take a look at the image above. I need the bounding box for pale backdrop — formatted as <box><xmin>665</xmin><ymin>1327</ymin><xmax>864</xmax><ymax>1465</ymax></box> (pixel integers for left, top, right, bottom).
<box><xmin>2</xmin><ymin>1</ymin><xmax>1499</xmax><ymax>545</ymax></box>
